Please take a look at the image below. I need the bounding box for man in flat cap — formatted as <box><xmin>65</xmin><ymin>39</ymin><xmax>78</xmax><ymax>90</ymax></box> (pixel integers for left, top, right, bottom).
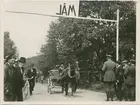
<box><xmin>115</xmin><ymin>60</ymin><xmax>124</xmax><ymax>101</ymax></box>
<box><xmin>14</xmin><ymin>57</ymin><xmax>26</xmax><ymax>101</ymax></box>
<box><xmin>4</xmin><ymin>55</ymin><xmax>16</xmax><ymax>101</ymax></box>
<box><xmin>122</xmin><ymin>60</ymin><xmax>129</xmax><ymax>77</ymax></box>
<box><xmin>124</xmin><ymin>59</ymin><xmax>135</xmax><ymax>101</ymax></box>
<box><xmin>102</xmin><ymin>54</ymin><xmax>116</xmax><ymax>101</ymax></box>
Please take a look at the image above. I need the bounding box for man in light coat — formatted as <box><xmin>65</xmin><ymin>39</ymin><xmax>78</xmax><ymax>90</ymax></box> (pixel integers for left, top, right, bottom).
<box><xmin>102</xmin><ymin>55</ymin><xmax>116</xmax><ymax>101</ymax></box>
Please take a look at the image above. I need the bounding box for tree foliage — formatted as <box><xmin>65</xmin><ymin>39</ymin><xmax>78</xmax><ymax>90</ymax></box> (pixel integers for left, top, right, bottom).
<box><xmin>38</xmin><ymin>1</ymin><xmax>136</xmax><ymax>76</ymax></box>
<box><xmin>4</xmin><ymin>32</ymin><xmax>18</xmax><ymax>59</ymax></box>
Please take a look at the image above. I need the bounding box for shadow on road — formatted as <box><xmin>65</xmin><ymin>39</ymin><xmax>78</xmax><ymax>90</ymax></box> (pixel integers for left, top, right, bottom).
<box><xmin>75</xmin><ymin>91</ymin><xmax>83</xmax><ymax>94</ymax></box>
<box><xmin>73</xmin><ymin>94</ymin><xmax>83</xmax><ymax>98</ymax></box>
<box><xmin>33</xmin><ymin>92</ymin><xmax>43</xmax><ymax>95</ymax></box>
<box><xmin>51</xmin><ymin>91</ymin><xmax>63</xmax><ymax>94</ymax></box>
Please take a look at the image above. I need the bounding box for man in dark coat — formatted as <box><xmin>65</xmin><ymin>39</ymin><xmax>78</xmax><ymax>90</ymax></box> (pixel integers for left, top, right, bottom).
<box><xmin>4</xmin><ymin>55</ymin><xmax>16</xmax><ymax>101</ymax></box>
<box><xmin>27</xmin><ymin>64</ymin><xmax>37</xmax><ymax>95</ymax></box>
<box><xmin>102</xmin><ymin>55</ymin><xmax>116</xmax><ymax>101</ymax></box>
<box><xmin>61</xmin><ymin>64</ymin><xmax>70</xmax><ymax>96</ymax></box>
<box><xmin>115</xmin><ymin>61</ymin><xmax>124</xmax><ymax>101</ymax></box>
<box><xmin>124</xmin><ymin>59</ymin><xmax>135</xmax><ymax>101</ymax></box>
<box><xmin>14</xmin><ymin>57</ymin><xmax>26</xmax><ymax>101</ymax></box>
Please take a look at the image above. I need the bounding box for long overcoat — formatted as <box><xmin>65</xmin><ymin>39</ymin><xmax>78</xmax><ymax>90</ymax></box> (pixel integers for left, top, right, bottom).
<box><xmin>102</xmin><ymin>60</ymin><xmax>116</xmax><ymax>82</ymax></box>
<box><xmin>4</xmin><ymin>63</ymin><xmax>16</xmax><ymax>101</ymax></box>
<box><xmin>125</xmin><ymin>64</ymin><xmax>135</xmax><ymax>86</ymax></box>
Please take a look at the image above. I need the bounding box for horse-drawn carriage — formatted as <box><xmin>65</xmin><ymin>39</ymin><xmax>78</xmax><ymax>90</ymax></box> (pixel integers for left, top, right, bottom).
<box><xmin>47</xmin><ymin>69</ymin><xmax>62</xmax><ymax>94</ymax></box>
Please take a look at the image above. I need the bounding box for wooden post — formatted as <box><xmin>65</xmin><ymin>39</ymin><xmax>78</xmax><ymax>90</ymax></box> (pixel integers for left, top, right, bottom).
<box><xmin>116</xmin><ymin>9</ymin><xmax>119</xmax><ymax>61</ymax></box>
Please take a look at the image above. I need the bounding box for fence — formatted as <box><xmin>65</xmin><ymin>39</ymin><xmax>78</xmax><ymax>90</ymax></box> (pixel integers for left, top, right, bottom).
<box><xmin>79</xmin><ymin>70</ymin><xmax>101</xmax><ymax>89</ymax></box>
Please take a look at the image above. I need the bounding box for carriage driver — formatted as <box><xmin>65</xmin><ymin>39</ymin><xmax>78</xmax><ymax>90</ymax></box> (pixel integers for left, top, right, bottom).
<box><xmin>59</xmin><ymin>64</ymin><xmax>65</xmax><ymax>93</ymax></box>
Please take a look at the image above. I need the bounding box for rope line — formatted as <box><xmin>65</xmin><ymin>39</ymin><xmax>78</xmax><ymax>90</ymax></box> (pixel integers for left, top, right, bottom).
<box><xmin>6</xmin><ymin>10</ymin><xmax>117</xmax><ymax>22</ymax></box>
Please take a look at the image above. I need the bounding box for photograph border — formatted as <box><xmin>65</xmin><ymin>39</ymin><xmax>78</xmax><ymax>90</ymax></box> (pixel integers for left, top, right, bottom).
<box><xmin>1</xmin><ymin>0</ymin><xmax>140</xmax><ymax>104</ymax></box>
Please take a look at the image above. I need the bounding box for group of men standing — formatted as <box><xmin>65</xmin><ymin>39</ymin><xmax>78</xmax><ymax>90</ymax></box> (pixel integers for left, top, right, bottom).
<box><xmin>4</xmin><ymin>56</ymin><xmax>26</xmax><ymax>101</ymax></box>
<box><xmin>4</xmin><ymin>55</ymin><xmax>37</xmax><ymax>101</ymax></box>
<box><xmin>102</xmin><ymin>55</ymin><xmax>135</xmax><ymax>101</ymax></box>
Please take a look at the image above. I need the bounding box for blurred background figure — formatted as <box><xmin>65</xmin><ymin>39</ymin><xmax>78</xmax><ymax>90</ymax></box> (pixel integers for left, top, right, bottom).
<box><xmin>59</xmin><ymin>64</ymin><xmax>65</xmax><ymax>75</ymax></box>
<box><xmin>40</xmin><ymin>75</ymin><xmax>44</xmax><ymax>84</ymax></box>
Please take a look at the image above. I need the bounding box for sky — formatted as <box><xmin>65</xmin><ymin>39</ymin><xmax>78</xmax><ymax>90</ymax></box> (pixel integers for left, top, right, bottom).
<box><xmin>3</xmin><ymin>0</ymin><xmax>79</xmax><ymax>58</ymax></box>
<box><xmin>3</xmin><ymin>0</ymin><xmax>60</xmax><ymax>58</ymax></box>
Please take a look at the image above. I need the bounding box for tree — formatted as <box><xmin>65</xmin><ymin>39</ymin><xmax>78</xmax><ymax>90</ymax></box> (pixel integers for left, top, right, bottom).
<box><xmin>39</xmin><ymin>1</ymin><xmax>136</xmax><ymax>78</ymax></box>
<box><xmin>4</xmin><ymin>31</ymin><xmax>18</xmax><ymax>59</ymax></box>
<box><xmin>79</xmin><ymin>1</ymin><xmax>136</xmax><ymax>61</ymax></box>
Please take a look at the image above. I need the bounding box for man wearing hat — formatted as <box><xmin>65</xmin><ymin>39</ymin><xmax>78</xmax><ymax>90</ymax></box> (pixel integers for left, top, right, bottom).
<box><xmin>27</xmin><ymin>64</ymin><xmax>37</xmax><ymax>95</ymax></box>
<box><xmin>67</xmin><ymin>62</ymin><xmax>77</xmax><ymax>96</ymax></box>
<box><xmin>124</xmin><ymin>59</ymin><xmax>135</xmax><ymax>101</ymax></box>
<box><xmin>59</xmin><ymin>63</ymin><xmax>65</xmax><ymax>93</ymax></box>
<box><xmin>14</xmin><ymin>57</ymin><xmax>26</xmax><ymax>101</ymax></box>
<box><xmin>115</xmin><ymin>60</ymin><xmax>124</xmax><ymax>101</ymax></box>
<box><xmin>102</xmin><ymin>54</ymin><xmax>116</xmax><ymax>101</ymax></box>
<box><xmin>4</xmin><ymin>55</ymin><xmax>16</xmax><ymax>101</ymax></box>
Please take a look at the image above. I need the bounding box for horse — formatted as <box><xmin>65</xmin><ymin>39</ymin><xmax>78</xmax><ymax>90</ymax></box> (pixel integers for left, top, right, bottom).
<box><xmin>61</xmin><ymin>63</ymin><xmax>77</xmax><ymax>96</ymax></box>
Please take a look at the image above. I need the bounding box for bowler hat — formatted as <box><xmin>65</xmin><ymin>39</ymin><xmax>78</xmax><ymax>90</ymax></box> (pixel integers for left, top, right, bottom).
<box><xmin>19</xmin><ymin>57</ymin><xmax>26</xmax><ymax>63</ymax></box>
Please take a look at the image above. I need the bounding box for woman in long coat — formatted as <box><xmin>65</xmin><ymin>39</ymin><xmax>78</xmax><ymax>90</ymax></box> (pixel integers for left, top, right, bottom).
<box><xmin>102</xmin><ymin>55</ymin><xmax>116</xmax><ymax>101</ymax></box>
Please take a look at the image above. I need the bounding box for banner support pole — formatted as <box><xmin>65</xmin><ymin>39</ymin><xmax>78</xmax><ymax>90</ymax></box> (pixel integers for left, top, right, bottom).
<box><xmin>116</xmin><ymin>9</ymin><xmax>119</xmax><ymax>61</ymax></box>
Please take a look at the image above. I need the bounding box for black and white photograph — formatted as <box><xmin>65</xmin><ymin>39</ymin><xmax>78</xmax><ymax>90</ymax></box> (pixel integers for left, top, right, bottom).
<box><xmin>2</xmin><ymin>0</ymin><xmax>138</xmax><ymax>103</ymax></box>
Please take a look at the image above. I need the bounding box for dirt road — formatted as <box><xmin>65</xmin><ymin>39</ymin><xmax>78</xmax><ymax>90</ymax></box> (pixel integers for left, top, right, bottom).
<box><xmin>24</xmin><ymin>83</ymin><xmax>106</xmax><ymax>102</ymax></box>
